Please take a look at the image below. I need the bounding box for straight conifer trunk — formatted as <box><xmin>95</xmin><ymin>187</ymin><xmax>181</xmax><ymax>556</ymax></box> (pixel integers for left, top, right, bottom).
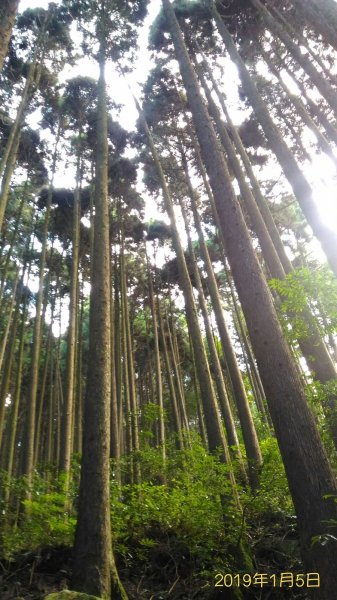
<box><xmin>22</xmin><ymin>126</ymin><xmax>60</xmax><ymax>489</ymax></box>
<box><xmin>289</xmin><ymin>0</ymin><xmax>337</xmax><ymax>51</ymax></box>
<box><xmin>0</xmin><ymin>0</ymin><xmax>19</xmax><ymax>72</ymax></box>
<box><xmin>158</xmin><ymin>305</ymin><xmax>184</xmax><ymax>450</ymax></box>
<box><xmin>250</xmin><ymin>0</ymin><xmax>337</xmax><ymax>116</ymax></box>
<box><xmin>201</xmin><ymin>68</ymin><xmax>337</xmax><ymax>385</ymax></box>
<box><xmin>139</xmin><ymin>107</ymin><xmax>230</xmax><ymax>461</ymax></box>
<box><xmin>60</xmin><ymin>163</ymin><xmax>81</xmax><ymax>477</ymax></box>
<box><xmin>145</xmin><ymin>246</ymin><xmax>166</xmax><ymax>464</ymax></box>
<box><xmin>161</xmin><ymin>2</ymin><xmax>337</xmax><ymax>595</ymax></box>
<box><xmin>71</xmin><ymin>47</ymin><xmax>127</xmax><ymax>600</ymax></box>
<box><xmin>207</xmin><ymin>0</ymin><xmax>337</xmax><ymax>278</ymax></box>
<box><xmin>178</xmin><ymin>192</ymin><xmax>244</xmax><ymax>462</ymax></box>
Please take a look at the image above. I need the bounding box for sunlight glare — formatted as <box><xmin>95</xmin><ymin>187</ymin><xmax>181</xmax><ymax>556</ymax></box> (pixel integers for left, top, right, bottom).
<box><xmin>304</xmin><ymin>153</ymin><xmax>337</xmax><ymax>232</ymax></box>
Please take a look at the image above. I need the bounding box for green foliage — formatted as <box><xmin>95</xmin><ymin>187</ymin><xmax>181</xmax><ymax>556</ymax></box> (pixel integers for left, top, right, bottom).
<box><xmin>1</xmin><ymin>436</ymin><xmax>299</xmax><ymax>582</ymax></box>
<box><xmin>269</xmin><ymin>266</ymin><xmax>337</xmax><ymax>343</ymax></box>
<box><xmin>304</xmin><ymin>379</ymin><xmax>337</xmax><ymax>459</ymax></box>
<box><xmin>111</xmin><ymin>436</ymin><xmax>242</xmax><ymax>571</ymax></box>
<box><xmin>0</xmin><ymin>469</ymin><xmax>77</xmax><ymax>558</ymax></box>
<box><xmin>22</xmin><ymin>492</ymin><xmax>76</xmax><ymax>547</ymax></box>
<box><xmin>245</xmin><ymin>437</ymin><xmax>293</xmax><ymax>518</ymax></box>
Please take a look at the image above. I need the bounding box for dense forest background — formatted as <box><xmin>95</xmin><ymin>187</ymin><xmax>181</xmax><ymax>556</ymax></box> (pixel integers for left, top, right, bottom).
<box><xmin>1</xmin><ymin>0</ymin><xmax>337</xmax><ymax>598</ymax></box>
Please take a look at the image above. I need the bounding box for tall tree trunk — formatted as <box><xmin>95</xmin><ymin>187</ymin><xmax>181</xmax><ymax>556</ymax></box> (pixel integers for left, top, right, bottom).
<box><xmin>0</xmin><ymin>0</ymin><xmax>19</xmax><ymax>72</ymax></box>
<box><xmin>198</xmin><ymin>50</ymin><xmax>337</xmax><ymax>430</ymax></box>
<box><xmin>3</xmin><ymin>294</ymin><xmax>29</xmax><ymax>507</ymax></box>
<box><xmin>158</xmin><ymin>303</ymin><xmax>184</xmax><ymax>450</ymax></box>
<box><xmin>0</xmin><ymin>127</ymin><xmax>22</xmax><ymax>232</ymax></box>
<box><xmin>121</xmin><ymin>243</ymin><xmax>141</xmax><ymax>484</ymax></box>
<box><xmin>197</xmin><ymin>68</ymin><xmax>285</xmax><ymax>280</ymax></box>
<box><xmin>0</xmin><ymin>248</ymin><xmax>32</xmax><ymax>450</ymax></box>
<box><xmin>180</xmin><ymin>148</ymin><xmax>262</xmax><ymax>485</ymax></box>
<box><xmin>289</xmin><ymin>0</ymin><xmax>337</xmax><ymax>51</ymax></box>
<box><xmin>251</xmin><ymin>0</ymin><xmax>337</xmax><ymax>116</ymax></box>
<box><xmin>74</xmin><ymin>287</ymin><xmax>84</xmax><ymax>456</ymax></box>
<box><xmin>22</xmin><ymin>126</ymin><xmax>60</xmax><ymax>490</ymax></box>
<box><xmin>0</xmin><ymin>271</ymin><xmax>19</xmax><ymax>374</ymax></box>
<box><xmin>266</xmin><ymin>1</ymin><xmax>337</xmax><ymax>85</ymax></box>
<box><xmin>225</xmin><ymin>269</ymin><xmax>271</xmax><ymax>427</ymax></box>
<box><xmin>60</xmin><ymin>161</ymin><xmax>81</xmax><ymax>478</ymax></box>
<box><xmin>207</xmin><ymin>0</ymin><xmax>337</xmax><ymax>277</ymax></box>
<box><xmin>164</xmin><ymin>306</ymin><xmax>190</xmax><ymax>434</ymax></box>
<box><xmin>0</xmin><ymin>299</ymin><xmax>20</xmax><ymax>451</ymax></box>
<box><xmin>162</xmin><ymin>2</ymin><xmax>337</xmax><ymax>594</ymax></box>
<box><xmin>137</xmin><ymin>100</ymin><xmax>231</xmax><ymax>464</ymax></box>
<box><xmin>0</xmin><ymin>180</ymin><xmax>27</xmax><ymax>307</ymax></box>
<box><xmin>145</xmin><ymin>245</ymin><xmax>166</xmax><ymax>465</ymax></box>
<box><xmin>0</xmin><ymin>47</ymin><xmax>40</xmax><ymax>180</ymax></box>
<box><xmin>110</xmin><ymin>248</ymin><xmax>120</xmax><ymax>474</ymax></box>
<box><xmin>281</xmin><ymin>56</ymin><xmax>337</xmax><ymax>147</ymax></box>
<box><xmin>44</xmin><ymin>339</ymin><xmax>55</xmax><ymax>467</ymax></box>
<box><xmin>198</xmin><ymin>57</ymin><xmax>293</xmax><ymax>273</ymax></box>
<box><xmin>113</xmin><ymin>237</ymin><xmax>123</xmax><ymax>454</ymax></box>
<box><xmin>34</xmin><ymin>307</ymin><xmax>54</xmax><ymax>467</ymax></box>
<box><xmin>259</xmin><ymin>44</ymin><xmax>337</xmax><ymax>166</ymax></box>
<box><xmin>179</xmin><ymin>192</ymin><xmax>246</xmax><ymax>476</ymax></box>
<box><xmin>71</xmin><ymin>44</ymin><xmax>127</xmax><ymax>600</ymax></box>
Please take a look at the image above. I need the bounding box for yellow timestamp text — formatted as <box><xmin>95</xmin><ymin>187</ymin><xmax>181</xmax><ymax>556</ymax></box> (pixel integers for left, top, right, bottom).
<box><xmin>214</xmin><ymin>572</ymin><xmax>320</xmax><ymax>588</ymax></box>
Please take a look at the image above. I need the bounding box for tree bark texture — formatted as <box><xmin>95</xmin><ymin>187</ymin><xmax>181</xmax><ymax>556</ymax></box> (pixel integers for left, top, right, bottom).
<box><xmin>162</xmin><ymin>2</ymin><xmax>337</xmax><ymax>596</ymax></box>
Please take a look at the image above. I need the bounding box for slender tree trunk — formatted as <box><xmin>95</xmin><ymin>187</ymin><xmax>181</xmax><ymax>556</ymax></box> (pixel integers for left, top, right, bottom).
<box><xmin>71</xmin><ymin>44</ymin><xmax>127</xmax><ymax>600</ymax></box>
<box><xmin>282</xmin><ymin>56</ymin><xmax>337</xmax><ymax>148</ymax></box>
<box><xmin>3</xmin><ymin>296</ymin><xmax>28</xmax><ymax>507</ymax></box>
<box><xmin>162</xmin><ymin>2</ymin><xmax>337</xmax><ymax>594</ymax></box>
<box><xmin>180</xmin><ymin>148</ymin><xmax>262</xmax><ymax>485</ymax></box>
<box><xmin>164</xmin><ymin>307</ymin><xmax>190</xmax><ymax>433</ymax></box>
<box><xmin>0</xmin><ymin>127</ymin><xmax>22</xmax><ymax>231</ymax></box>
<box><xmin>145</xmin><ymin>245</ymin><xmax>166</xmax><ymax>465</ymax></box>
<box><xmin>0</xmin><ymin>181</ymin><xmax>27</xmax><ymax>307</ymax></box>
<box><xmin>199</xmin><ymin>51</ymin><xmax>337</xmax><ymax>423</ymax></box>
<box><xmin>260</xmin><ymin>44</ymin><xmax>337</xmax><ymax>166</ymax></box>
<box><xmin>0</xmin><ymin>300</ymin><xmax>20</xmax><ymax>451</ymax></box>
<box><xmin>197</xmin><ymin>68</ymin><xmax>285</xmax><ymax>280</ymax></box>
<box><xmin>113</xmin><ymin>237</ymin><xmax>123</xmax><ymax>453</ymax></box>
<box><xmin>266</xmin><ymin>1</ymin><xmax>337</xmax><ymax>86</ymax></box>
<box><xmin>45</xmin><ymin>341</ymin><xmax>55</xmax><ymax>466</ymax></box>
<box><xmin>121</xmin><ymin>243</ymin><xmax>141</xmax><ymax>484</ymax></box>
<box><xmin>250</xmin><ymin>0</ymin><xmax>337</xmax><ymax>116</ymax></box>
<box><xmin>224</xmin><ymin>264</ymin><xmax>271</xmax><ymax>427</ymax></box>
<box><xmin>158</xmin><ymin>303</ymin><xmax>184</xmax><ymax>450</ymax></box>
<box><xmin>179</xmin><ymin>193</ymin><xmax>246</xmax><ymax>475</ymax></box>
<box><xmin>289</xmin><ymin>0</ymin><xmax>337</xmax><ymax>51</ymax></box>
<box><xmin>0</xmin><ymin>46</ymin><xmax>41</xmax><ymax>182</ymax></box>
<box><xmin>0</xmin><ymin>0</ymin><xmax>19</xmax><ymax>72</ymax></box>
<box><xmin>22</xmin><ymin>126</ymin><xmax>60</xmax><ymax>490</ymax></box>
<box><xmin>121</xmin><ymin>291</ymin><xmax>133</xmax><ymax>474</ymax></box>
<box><xmin>207</xmin><ymin>0</ymin><xmax>337</xmax><ymax>277</ymax></box>
<box><xmin>74</xmin><ymin>288</ymin><xmax>84</xmax><ymax>455</ymax></box>
<box><xmin>34</xmin><ymin>309</ymin><xmax>54</xmax><ymax>466</ymax></box>
<box><xmin>0</xmin><ymin>271</ymin><xmax>19</xmax><ymax>374</ymax></box>
<box><xmin>60</xmin><ymin>161</ymin><xmax>81</xmax><ymax>477</ymax></box>
<box><xmin>137</xmin><ymin>100</ymin><xmax>231</xmax><ymax>465</ymax></box>
<box><xmin>0</xmin><ymin>248</ymin><xmax>32</xmax><ymax>450</ymax></box>
<box><xmin>110</xmin><ymin>248</ymin><xmax>120</xmax><ymax>474</ymax></box>
<box><xmin>199</xmin><ymin>57</ymin><xmax>293</xmax><ymax>273</ymax></box>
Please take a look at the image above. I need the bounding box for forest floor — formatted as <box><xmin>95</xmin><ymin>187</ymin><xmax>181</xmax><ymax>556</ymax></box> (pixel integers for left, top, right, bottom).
<box><xmin>0</xmin><ymin>526</ymin><xmax>311</xmax><ymax>600</ymax></box>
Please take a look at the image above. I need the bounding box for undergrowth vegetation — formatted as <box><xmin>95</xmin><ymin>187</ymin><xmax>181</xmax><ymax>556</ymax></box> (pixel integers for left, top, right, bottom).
<box><xmin>0</xmin><ymin>434</ymin><xmax>298</xmax><ymax>589</ymax></box>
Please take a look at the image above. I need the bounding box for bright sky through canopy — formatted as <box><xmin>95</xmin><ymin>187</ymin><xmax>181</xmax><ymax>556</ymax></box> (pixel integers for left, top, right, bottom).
<box><xmin>18</xmin><ymin>0</ymin><xmax>337</xmax><ymax>252</ymax></box>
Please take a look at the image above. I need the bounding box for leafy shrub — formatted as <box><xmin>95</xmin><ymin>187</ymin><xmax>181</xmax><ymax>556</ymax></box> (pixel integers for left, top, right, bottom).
<box><xmin>269</xmin><ymin>266</ymin><xmax>337</xmax><ymax>343</ymax></box>
<box><xmin>110</xmin><ymin>436</ymin><xmax>243</xmax><ymax>571</ymax></box>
